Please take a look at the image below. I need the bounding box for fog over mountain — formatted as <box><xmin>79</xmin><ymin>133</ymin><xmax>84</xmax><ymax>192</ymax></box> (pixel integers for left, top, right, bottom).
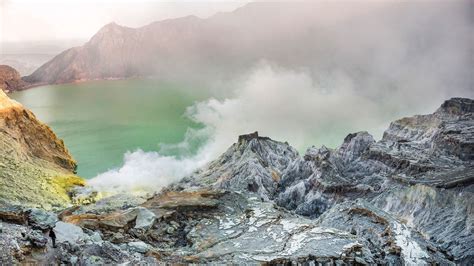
<box><xmin>83</xmin><ymin>1</ymin><xmax>474</xmax><ymax>190</ymax></box>
<box><xmin>27</xmin><ymin>1</ymin><xmax>473</xmax><ymax>97</ymax></box>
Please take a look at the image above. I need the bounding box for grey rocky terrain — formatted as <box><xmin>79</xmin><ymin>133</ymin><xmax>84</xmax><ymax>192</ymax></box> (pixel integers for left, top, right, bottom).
<box><xmin>0</xmin><ymin>97</ymin><xmax>473</xmax><ymax>264</ymax></box>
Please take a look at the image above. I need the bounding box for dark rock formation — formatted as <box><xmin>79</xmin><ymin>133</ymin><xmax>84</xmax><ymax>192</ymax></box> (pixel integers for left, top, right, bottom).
<box><xmin>0</xmin><ymin>65</ymin><xmax>28</xmax><ymax>92</ymax></box>
<box><xmin>0</xmin><ymin>98</ymin><xmax>472</xmax><ymax>264</ymax></box>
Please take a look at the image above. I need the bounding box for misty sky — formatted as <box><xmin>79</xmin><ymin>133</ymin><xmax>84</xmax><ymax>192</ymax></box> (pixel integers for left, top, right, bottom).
<box><xmin>0</xmin><ymin>0</ymin><xmax>248</xmax><ymax>43</ymax></box>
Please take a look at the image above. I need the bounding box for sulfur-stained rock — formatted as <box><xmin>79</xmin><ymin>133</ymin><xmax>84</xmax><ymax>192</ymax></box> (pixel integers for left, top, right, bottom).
<box><xmin>0</xmin><ymin>206</ymin><xmax>28</xmax><ymax>224</ymax></box>
<box><xmin>0</xmin><ymin>90</ymin><xmax>84</xmax><ymax>209</ymax></box>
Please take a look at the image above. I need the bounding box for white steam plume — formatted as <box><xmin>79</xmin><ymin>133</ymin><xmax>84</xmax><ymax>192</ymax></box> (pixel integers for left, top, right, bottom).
<box><xmin>91</xmin><ymin>63</ymin><xmax>462</xmax><ymax>193</ymax></box>
<box><xmin>91</xmin><ymin>64</ymin><xmax>374</xmax><ymax>192</ymax></box>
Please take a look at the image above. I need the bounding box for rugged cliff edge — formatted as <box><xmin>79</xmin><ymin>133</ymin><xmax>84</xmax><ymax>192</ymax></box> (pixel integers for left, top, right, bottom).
<box><xmin>0</xmin><ymin>98</ymin><xmax>472</xmax><ymax>264</ymax></box>
<box><xmin>0</xmin><ymin>90</ymin><xmax>83</xmax><ymax>208</ymax></box>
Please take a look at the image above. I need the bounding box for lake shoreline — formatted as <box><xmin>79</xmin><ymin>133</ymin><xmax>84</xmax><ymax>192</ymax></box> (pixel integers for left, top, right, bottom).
<box><xmin>11</xmin><ymin>79</ymin><xmax>210</xmax><ymax>178</ymax></box>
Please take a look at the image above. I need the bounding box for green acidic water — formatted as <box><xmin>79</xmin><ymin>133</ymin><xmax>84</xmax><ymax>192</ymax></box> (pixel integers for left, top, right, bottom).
<box><xmin>11</xmin><ymin>79</ymin><xmax>209</xmax><ymax>179</ymax></box>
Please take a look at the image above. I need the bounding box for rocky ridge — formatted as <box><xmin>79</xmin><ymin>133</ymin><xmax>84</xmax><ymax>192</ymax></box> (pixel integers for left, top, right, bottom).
<box><xmin>0</xmin><ymin>98</ymin><xmax>472</xmax><ymax>264</ymax></box>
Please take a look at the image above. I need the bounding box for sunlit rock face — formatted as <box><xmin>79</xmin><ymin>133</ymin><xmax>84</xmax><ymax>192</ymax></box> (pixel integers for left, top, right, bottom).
<box><xmin>0</xmin><ymin>90</ymin><xmax>83</xmax><ymax>209</ymax></box>
<box><xmin>0</xmin><ymin>98</ymin><xmax>472</xmax><ymax>264</ymax></box>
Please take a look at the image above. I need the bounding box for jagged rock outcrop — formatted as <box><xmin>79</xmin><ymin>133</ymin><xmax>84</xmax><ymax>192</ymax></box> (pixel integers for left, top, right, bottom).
<box><xmin>175</xmin><ymin>97</ymin><xmax>473</xmax><ymax>263</ymax></box>
<box><xmin>179</xmin><ymin>131</ymin><xmax>299</xmax><ymax>200</ymax></box>
<box><xmin>0</xmin><ymin>65</ymin><xmax>28</xmax><ymax>92</ymax></box>
<box><xmin>0</xmin><ymin>90</ymin><xmax>83</xmax><ymax>209</ymax></box>
<box><xmin>0</xmin><ymin>98</ymin><xmax>472</xmax><ymax>264</ymax></box>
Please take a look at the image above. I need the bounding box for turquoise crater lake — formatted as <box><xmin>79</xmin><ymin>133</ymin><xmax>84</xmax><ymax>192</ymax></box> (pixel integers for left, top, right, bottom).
<box><xmin>11</xmin><ymin>79</ymin><xmax>210</xmax><ymax>178</ymax></box>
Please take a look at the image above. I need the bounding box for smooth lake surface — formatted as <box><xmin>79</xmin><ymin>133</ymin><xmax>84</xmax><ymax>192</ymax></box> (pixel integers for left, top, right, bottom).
<box><xmin>11</xmin><ymin>79</ymin><xmax>210</xmax><ymax>178</ymax></box>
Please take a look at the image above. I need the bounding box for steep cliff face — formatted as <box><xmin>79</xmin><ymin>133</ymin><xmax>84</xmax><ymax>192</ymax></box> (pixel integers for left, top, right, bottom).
<box><xmin>0</xmin><ymin>90</ymin><xmax>83</xmax><ymax>209</ymax></box>
<box><xmin>0</xmin><ymin>65</ymin><xmax>28</xmax><ymax>92</ymax></box>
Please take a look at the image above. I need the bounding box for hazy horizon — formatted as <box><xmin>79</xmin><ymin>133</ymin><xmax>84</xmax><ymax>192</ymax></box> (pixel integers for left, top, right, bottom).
<box><xmin>0</xmin><ymin>0</ymin><xmax>249</xmax><ymax>46</ymax></box>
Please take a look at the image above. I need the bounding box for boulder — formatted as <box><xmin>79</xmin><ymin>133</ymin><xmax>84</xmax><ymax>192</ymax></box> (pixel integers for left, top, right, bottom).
<box><xmin>127</xmin><ymin>241</ymin><xmax>149</xmax><ymax>254</ymax></box>
<box><xmin>133</xmin><ymin>207</ymin><xmax>156</xmax><ymax>230</ymax></box>
<box><xmin>27</xmin><ymin>208</ymin><xmax>58</xmax><ymax>230</ymax></box>
<box><xmin>25</xmin><ymin>230</ymin><xmax>48</xmax><ymax>248</ymax></box>
<box><xmin>53</xmin><ymin>221</ymin><xmax>87</xmax><ymax>245</ymax></box>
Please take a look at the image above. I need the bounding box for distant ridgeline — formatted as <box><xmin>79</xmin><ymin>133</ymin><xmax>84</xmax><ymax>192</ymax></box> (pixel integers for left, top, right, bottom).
<box><xmin>23</xmin><ymin>1</ymin><xmax>471</xmax><ymax>90</ymax></box>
